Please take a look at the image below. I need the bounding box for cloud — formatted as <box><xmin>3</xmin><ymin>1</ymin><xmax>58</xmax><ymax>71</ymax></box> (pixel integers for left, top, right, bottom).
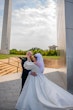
<box><xmin>0</xmin><ymin>0</ymin><xmax>57</xmax><ymax>50</ymax></box>
<box><xmin>10</xmin><ymin>0</ymin><xmax>57</xmax><ymax>50</ymax></box>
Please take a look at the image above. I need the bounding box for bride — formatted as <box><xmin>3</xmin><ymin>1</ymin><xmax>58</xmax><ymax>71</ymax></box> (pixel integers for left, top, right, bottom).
<box><xmin>16</xmin><ymin>53</ymin><xmax>73</xmax><ymax>110</ymax></box>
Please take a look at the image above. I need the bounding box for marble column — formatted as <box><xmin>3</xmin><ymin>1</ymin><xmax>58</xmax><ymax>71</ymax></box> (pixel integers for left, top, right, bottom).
<box><xmin>57</xmin><ymin>0</ymin><xmax>73</xmax><ymax>94</ymax></box>
<box><xmin>57</xmin><ymin>0</ymin><xmax>67</xmax><ymax>89</ymax></box>
<box><xmin>65</xmin><ymin>0</ymin><xmax>73</xmax><ymax>94</ymax></box>
<box><xmin>0</xmin><ymin>0</ymin><xmax>12</xmax><ymax>54</ymax></box>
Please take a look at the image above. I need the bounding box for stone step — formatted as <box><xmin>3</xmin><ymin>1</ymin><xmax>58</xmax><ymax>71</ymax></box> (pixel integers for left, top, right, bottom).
<box><xmin>0</xmin><ymin>64</ymin><xmax>15</xmax><ymax>70</ymax></box>
<box><xmin>0</xmin><ymin>67</ymin><xmax>22</xmax><ymax>76</ymax></box>
<box><xmin>0</xmin><ymin>57</ymin><xmax>22</xmax><ymax>76</ymax></box>
<box><xmin>0</xmin><ymin>66</ymin><xmax>17</xmax><ymax>73</ymax></box>
<box><xmin>0</xmin><ymin>65</ymin><xmax>22</xmax><ymax>73</ymax></box>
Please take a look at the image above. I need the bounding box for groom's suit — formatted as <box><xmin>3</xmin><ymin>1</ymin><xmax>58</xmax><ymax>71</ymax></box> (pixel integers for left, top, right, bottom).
<box><xmin>19</xmin><ymin>57</ymin><xmax>30</xmax><ymax>91</ymax></box>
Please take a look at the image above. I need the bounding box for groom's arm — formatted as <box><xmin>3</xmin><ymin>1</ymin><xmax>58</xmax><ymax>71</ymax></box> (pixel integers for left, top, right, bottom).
<box><xmin>31</xmin><ymin>72</ymin><xmax>37</xmax><ymax>76</ymax></box>
<box><xmin>18</xmin><ymin>57</ymin><xmax>27</xmax><ymax>68</ymax></box>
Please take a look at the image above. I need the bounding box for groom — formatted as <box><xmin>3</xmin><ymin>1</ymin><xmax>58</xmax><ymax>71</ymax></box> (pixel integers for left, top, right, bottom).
<box><xmin>19</xmin><ymin>51</ymin><xmax>33</xmax><ymax>92</ymax></box>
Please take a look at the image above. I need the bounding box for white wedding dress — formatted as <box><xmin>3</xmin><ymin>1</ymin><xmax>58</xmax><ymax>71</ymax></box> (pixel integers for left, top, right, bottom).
<box><xmin>16</xmin><ymin>61</ymin><xmax>73</xmax><ymax>110</ymax></box>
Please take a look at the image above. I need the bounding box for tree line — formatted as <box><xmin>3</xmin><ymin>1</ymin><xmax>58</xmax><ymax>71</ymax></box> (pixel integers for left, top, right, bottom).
<box><xmin>10</xmin><ymin>48</ymin><xmax>60</xmax><ymax>56</ymax></box>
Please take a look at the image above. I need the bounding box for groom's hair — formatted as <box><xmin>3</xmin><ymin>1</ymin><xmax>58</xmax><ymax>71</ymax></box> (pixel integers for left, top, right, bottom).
<box><xmin>26</xmin><ymin>51</ymin><xmax>33</xmax><ymax>57</ymax></box>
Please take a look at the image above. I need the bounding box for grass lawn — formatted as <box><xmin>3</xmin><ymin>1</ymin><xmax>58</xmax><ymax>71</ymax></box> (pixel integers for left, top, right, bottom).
<box><xmin>0</xmin><ymin>54</ymin><xmax>25</xmax><ymax>59</ymax></box>
<box><xmin>43</xmin><ymin>56</ymin><xmax>60</xmax><ymax>60</ymax></box>
<box><xmin>0</xmin><ymin>54</ymin><xmax>60</xmax><ymax>60</ymax></box>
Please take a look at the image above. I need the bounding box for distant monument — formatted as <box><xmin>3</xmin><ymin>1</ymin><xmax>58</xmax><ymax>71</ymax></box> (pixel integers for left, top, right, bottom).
<box><xmin>48</xmin><ymin>45</ymin><xmax>58</xmax><ymax>50</ymax></box>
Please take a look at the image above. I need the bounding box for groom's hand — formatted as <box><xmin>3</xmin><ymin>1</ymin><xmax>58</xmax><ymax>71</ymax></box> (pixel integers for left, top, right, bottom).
<box><xmin>31</xmin><ymin>72</ymin><xmax>37</xmax><ymax>76</ymax></box>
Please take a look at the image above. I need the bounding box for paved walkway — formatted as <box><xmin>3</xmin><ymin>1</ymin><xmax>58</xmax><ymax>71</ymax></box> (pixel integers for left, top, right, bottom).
<box><xmin>0</xmin><ymin>68</ymin><xmax>67</xmax><ymax>110</ymax></box>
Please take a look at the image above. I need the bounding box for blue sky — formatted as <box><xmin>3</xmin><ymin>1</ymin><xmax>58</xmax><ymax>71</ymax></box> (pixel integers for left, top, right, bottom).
<box><xmin>0</xmin><ymin>0</ymin><xmax>57</xmax><ymax>50</ymax></box>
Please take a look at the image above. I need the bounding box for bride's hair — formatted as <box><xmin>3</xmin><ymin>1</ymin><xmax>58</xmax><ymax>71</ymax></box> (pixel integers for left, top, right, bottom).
<box><xmin>34</xmin><ymin>55</ymin><xmax>37</xmax><ymax>60</ymax></box>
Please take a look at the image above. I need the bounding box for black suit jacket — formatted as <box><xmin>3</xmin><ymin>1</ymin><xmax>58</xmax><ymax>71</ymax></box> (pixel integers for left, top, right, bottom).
<box><xmin>19</xmin><ymin>57</ymin><xmax>30</xmax><ymax>79</ymax></box>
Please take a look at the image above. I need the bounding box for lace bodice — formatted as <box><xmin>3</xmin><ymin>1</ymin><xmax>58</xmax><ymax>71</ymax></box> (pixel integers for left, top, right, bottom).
<box><xmin>24</xmin><ymin>61</ymin><xmax>42</xmax><ymax>74</ymax></box>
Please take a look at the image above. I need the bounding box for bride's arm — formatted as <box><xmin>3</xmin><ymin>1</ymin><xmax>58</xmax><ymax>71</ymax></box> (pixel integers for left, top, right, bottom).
<box><xmin>24</xmin><ymin>61</ymin><xmax>34</xmax><ymax>70</ymax></box>
<box><xmin>24</xmin><ymin>61</ymin><xmax>37</xmax><ymax>76</ymax></box>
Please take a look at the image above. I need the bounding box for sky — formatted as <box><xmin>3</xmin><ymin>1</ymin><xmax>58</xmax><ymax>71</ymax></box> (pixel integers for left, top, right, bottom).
<box><xmin>0</xmin><ymin>0</ymin><xmax>57</xmax><ymax>50</ymax></box>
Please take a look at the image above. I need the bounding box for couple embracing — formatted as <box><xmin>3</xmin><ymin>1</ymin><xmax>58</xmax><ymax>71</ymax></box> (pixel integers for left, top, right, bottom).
<box><xmin>16</xmin><ymin>51</ymin><xmax>73</xmax><ymax>110</ymax></box>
